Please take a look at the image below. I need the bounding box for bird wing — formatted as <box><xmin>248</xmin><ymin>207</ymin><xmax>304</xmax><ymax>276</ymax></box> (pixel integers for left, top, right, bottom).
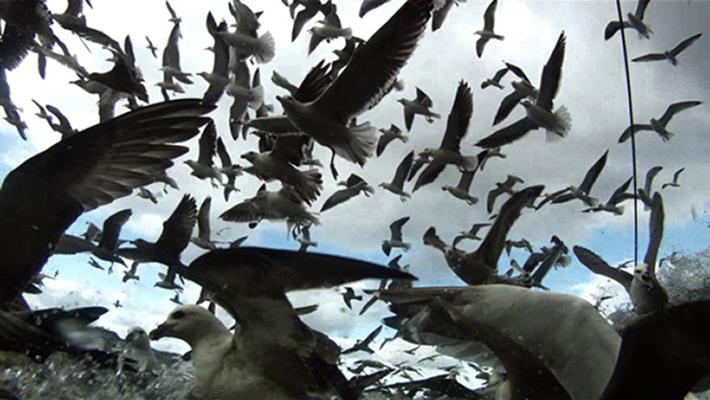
<box><xmin>617</xmin><ymin>123</ymin><xmax>652</xmax><ymax>143</ymax></box>
<box><xmin>536</xmin><ymin>32</ymin><xmax>566</xmax><ymax>111</ymax></box>
<box><xmin>670</xmin><ymin>33</ymin><xmax>702</xmax><ymax>56</ymax></box>
<box><xmin>631</xmin><ymin>53</ymin><xmax>667</xmax><ymax>63</ymax></box>
<box><xmin>359</xmin><ymin>0</ymin><xmax>392</xmax><ymax>17</ymax></box>
<box><xmin>476</xmin><ymin>117</ymin><xmax>538</xmax><ymax>148</ymax></box>
<box><xmin>608</xmin><ymin>177</ymin><xmax>633</xmax><ymax>204</ymax></box>
<box><xmin>413</xmin><ymin>161</ymin><xmax>446</xmax><ymax>192</ymax></box>
<box><xmin>407</xmin><ymin>155</ymin><xmax>425</xmax><ymax>181</ymax></box>
<box><xmin>423</xmin><ymin>227</ymin><xmax>448</xmax><ymax>251</ymax></box>
<box><xmin>672</xmin><ymin>167</ymin><xmax>685</xmax><ymax>183</ymax></box>
<box><xmin>320</xmin><ymin>188</ymin><xmax>354</xmax><ymax>212</ymax></box>
<box><xmin>45</xmin><ymin>105</ymin><xmax>74</xmax><ymax>133</ymax></box>
<box><xmin>493</xmin><ymin>89</ymin><xmax>527</xmax><ymax>126</ymax></box>
<box><xmin>155</xmin><ymin>195</ymin><xmax>197</xmax><ymax>258</ymax></box>
<box><xmin>392</xmin><ymin>151</ymin><xmax>414</xmax><ymax>188</ymax></box>
<box><xmin>492</xmin><ymin>67</ymin><xmax>509</xmax><ymax>82</ymax></box>
<box><xmin>203</xmin><ymin>13</ymin><xmax>230</xmax><ymax>105</ymax></box>
<box><xmin>312</xmin><ymin>0</ymin><xmax>433</xmax><ymax>123</ymax></box>
<box><xmin>0</xmin><ymin>24</ymin><xmax>34</xmax><ymax>71</ymax></box>
<box><xmin>643</xmin><ymin>166</ymin><xmax>663</xmax><ymax>194</ymax></box>
<box><xmin>439</xmin><ymin>80</ymin><xmax>473</xmax><ymax>152</ymax></box>
<box><xmin>294</xmin><ymin>60</ymin><xmax>333</xmax><ymax>103</ymax></box>
<box><xmin>573</xmin><ymin>246</ymin><xmax>632</xmax><ymax>290</ymax></box>
<box><xmin>376</xmin><ymin>132</ymin><xmax>397</xmax><ymax>157</ymax></box>
<box><xmin>482</xmin><ymin>0</ymin><xmax>498</xmax><ymax>31</ymax></box>
<box><xmin>457</xmin><ymin>169</ymin><xmax>476</xmax><ymax>192</ymax></box>
<box><xmin>216</xmin><ymin>137</ymin><xmax>232</xmax><ymax>168</ymax></box>
<box><xmin>578</xmin><ymin>150</ymin><xmax>608</xmax><ymax>193</ymax></box>
<box><xmin>658</xmin><ymin>101</ymin><xmax>702</xmax><ymax>126</ymax></box>
<box><xmin>643</xmin><ymin>193</ymin><xmax>664</xmax><ymax>273</ymax></box>
<box><xmin>390</xmin><ymin>217</ymin><xmax>410</xmax><ymax>242</ymax></box>
<box><xmin>197</xmin><ymin>197</ymin><xmax>212</xmax><ymax>241</ymax></box>
<box><xmin>165</xmin><ymin>0</ymin><xmax>179</xmax><ymax>20</ymax></box>
<box><xmin>220</xmin><ymin>199</ymin><xmax>262</xmax><ymax>223</ymax></box>
<box><xmin>308</xmin><ymin>29</ymin><xmax>328</xmax><ymax>55</ymax></box>
<box><xmin>505</xmin><ymin>62</ymin><xmax>531</xmax><ymax>83</ymax></box>
<box><xmin>635</xmin><ymin>0</ymin><xmax>650</xmax><ymax>19</ymax></box>
<box><xmin>487</xmin><ymin>187</ymin><xmax>504</xmax><ymax>213</ymax></box>
<box><xmin>196</xmin><ymin>120</ymin><xmax>218</xmax><ymax>167</ymax></box>
<box><xmin>292</xmin><ymin>6</ymin><xmax>319</xmax><ymax>41</ymax></box>
<box><xmin>162</xmin><ymin>24</ymin><xmax>184</xmax><ymax>79</ymax></box>
<box><xmin>476</xmin><ymin>186</ymin><xmax>544</xmax><ymax>268</ymax></box>
<box><xmin>431</xmin><ymin>0</ymin><xmax>454</xmax><ymax>31</ymax></box>
<box><xmin>98</xmin><ymin>209</ymin><xmax>132</xmax><ymax>251</ymax></box>
<box><xmin>415</xmin><ymin>87</ymin><xmax>433</xmax><ymax>108</ymax></box>
<box><xmin>54</xmin><ymin>234</ymin><xmax>96</xmax><ymax>254</ymax></box>
<box><xmin>475</xmin><ymin>37</ymin><xmax>490</xmax><ymax>58</ymax></box>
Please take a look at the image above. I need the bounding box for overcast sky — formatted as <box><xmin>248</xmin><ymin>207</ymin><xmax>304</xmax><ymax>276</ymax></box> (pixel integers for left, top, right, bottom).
<box><xmin>1</xmin><ymin>0</ymin><xmax>709</xmax><ymax>367</ymax></box>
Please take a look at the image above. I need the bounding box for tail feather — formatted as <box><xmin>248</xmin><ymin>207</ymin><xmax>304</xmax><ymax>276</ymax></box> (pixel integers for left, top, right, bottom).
<box><xmin>256</xmin><ymin>32</ymin><xmax>275</xmax><ymax>64</ymax></box>
<box><xmin>547</xmin><ymin>105</ymin><xmax>571</xmax><ymax>141</ymax></box>
<box><xmin>660</xmin><ymin>130</ymin><xmax>674</xmax><ymax>142</ymax></box>
<box><xmin>294</xmin><ymin>169</ymin><xmax>323</xmax><ymax>204</ymax></box>
<box><xmin>339</xmin><ymin>122</ymin><xmax>377</xmax><ymax>166</ymax></box>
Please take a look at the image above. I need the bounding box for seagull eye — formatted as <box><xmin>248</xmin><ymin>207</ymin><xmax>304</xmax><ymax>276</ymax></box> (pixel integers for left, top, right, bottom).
<box><xmin>172</xmin><ymin>310</ymin><xmax>186</xmax><ymax>319</ymax></box>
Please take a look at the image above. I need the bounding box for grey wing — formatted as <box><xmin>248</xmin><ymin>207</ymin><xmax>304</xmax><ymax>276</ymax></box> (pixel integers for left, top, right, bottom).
<box><xmin>475</xmin><ymin>37</ymin><xmax>490</xmax><ymax>58</ymax></box>
<box><xmin>670</xmin><ymin>33</ymin><xmax>702</xmax><ymax>56</ymax></box>
<box><xmin>320</xmin><ymin>188</ymin><xmax>355</xmax><ymax>212</ymax></box>
<box><xmin>618</xmin><ymin>124</ymin><xmax>652</xmax><ymax>143</ymax></box>
<box><xmin>197</xmin><ymin>121</ymin><xmax>218</xmax><ymax>167</ymax></box>
<box><xmin>413</xmin><ymin>161</ymin><xmax>446</xmax><ymax>192</ymax></box>
<box><xmin>376</xmin><ymin>132</ymin><xmax>396</xmax><ymax>157</ymax></box>
<box><xmin>578</xmin><ymin>150</ymin><xmax>608</xmax><ymax>193</ymax></box>
<box><xmin>574</xmin><ymin>246</ymin><xmax>632</xmax><ymax>290</ymax></box>
<box><xmin>390</xmin><ymin>217</ymin><xmax>410</xmax><ymax>242</ymax></box>
<box><xmin>216</xmin><ymin>137</ymin><xmax>232</xmax><ymax>168</ymax></box>
<box><xmin>155</xmin><ymin>195</ymin><xmax>198</xmax><ymax>257</ymax></box>
<box><xmin>457</xmin><ymin>170</ymin><xmax>475</xmax><ymax>191</ymax></box>
<box><xmin>635</xmin><ymin>0</ymin><xmax>650</xmax><ymax>19</ymax></box>
<box><xmin>197</xmin><ymin>197</ymin><xmax>212</xmax><ymax>241</ymax></box>
<box><xmin>643</xmin><ymin>193</ymin><xmax>664</xmax><ymax>272</ymax></box>
<box><xmin>440</xmin><ymin>80</ymin><xmax>473</xmax><ymax>152</ymax></box>
<box><xmin>505</xmin><ymin>62</ymin><xmax>531</xmax><ymax>83</ymax></box>
<box><xmin>493</xmin><ymin>90</ymin><xmax>527</xmax><ymax>125</ymax></box>
<box><xmin>643</xmin><ymin>166</ymin><xmax>663</xmax><ymax>194</ymax></box>
<box><xmin>631</xmin><ymin>53</ymin><xmax>666</xmax><ymax>63</ymax></box>
<box><xmin>482</xmin><ymin>0</ymin><xmax>498</xmax><ymax>31</ymax></box>
<box><xmin>99</xmin><ymin>209</ymin><xmax>132</xmax><ymax>251</ymax></box>
<box><xmin>392</xmin><ymin>151</ymin><xmax>414</xmax><ymax>188</ymax></box>
<box><xmin>220</xmin><ymin>199</ymin><xmax>262</xmax><ymax>223</ymax></box>
<box><xmin>659</xmin><ymin>101</ymin><xmax>702</xmax><ymax>126</ymax></box>
<box><xmin>536</xmin><ymin>32</ymin><xmax>566</xmax><ymax>111</ymax></box>
<box><xmin>203</xmin><ymin>13</ymin><xmax>230</xmax><ymax>105</ymax></box>
<box><xmin>477</xmin><ymin>117</ymin><xmax>538</xmax><ymax>148</ymax></box>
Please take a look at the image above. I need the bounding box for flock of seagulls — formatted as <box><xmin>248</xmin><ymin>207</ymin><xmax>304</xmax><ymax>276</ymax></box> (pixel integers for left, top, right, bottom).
<box><xmin>0</xmin><ymin>0</ymin><xmax>708</xmax><ymax>399</ymax></box>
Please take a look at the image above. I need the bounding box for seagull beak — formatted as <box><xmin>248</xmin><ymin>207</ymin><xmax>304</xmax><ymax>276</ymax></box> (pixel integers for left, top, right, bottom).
<box><xmin>149</xmin><ymin>322</ymin><xmax>173</xmax><ymax>340</ymax></box>
<box><xmin>275</xmin><ymin>95</ymin><xmax>285</xmax><ymax>103</ymax></box>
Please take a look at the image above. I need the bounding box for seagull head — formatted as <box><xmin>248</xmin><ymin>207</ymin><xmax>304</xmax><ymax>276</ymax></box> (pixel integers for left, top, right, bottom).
<box><xmin>150</xmin><ymin>305</ymin><xmax>224</xmax><ymax>345</ymax></box>
<box><xmin>125</xmin><ymin>327</ymin><xmax>152</xmax><ymax>348</ymax></box>
<box><xmin>275</xmin><ymin>95</ymin><xmax>303</xmax><ymax>113</ymax></box>
<box><xmin>520</xmin><ymin>99</ymin><xmax>534</xmax><ymax>109</ymax></box>
<box><xmin>241</xmin><ymin>151</ymin><xmax>259</xmax><ymax>162</ymax></box>
<box><xmin>441</xmin><ymin>185</ymin><xmax>453</xmax><ymax>192</ymax></box>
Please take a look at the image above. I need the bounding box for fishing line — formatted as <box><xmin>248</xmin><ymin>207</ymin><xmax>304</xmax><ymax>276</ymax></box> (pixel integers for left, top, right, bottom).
<box><xmin>614</xmin><ymin>0</ymin><xmax>640</xmax><ymax>265</ymax></box>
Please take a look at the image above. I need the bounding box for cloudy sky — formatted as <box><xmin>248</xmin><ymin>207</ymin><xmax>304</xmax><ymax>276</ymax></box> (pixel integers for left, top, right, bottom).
<box><xmin>1</xmin><ymin>0</ymin><xmax>709</xmax><ymax>376</ymax></box>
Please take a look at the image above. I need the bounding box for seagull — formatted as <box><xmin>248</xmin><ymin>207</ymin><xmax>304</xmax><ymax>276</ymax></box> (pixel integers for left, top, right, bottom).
<box><xmin>308</xmin><ymin>5</ymin><xmax>352</xmax><ymax>55</ymax></box>
<box><xmin>636</xmin><ymin>165</ymin><xmax>663</xmax><ymax>210</ymax></box>
<box><xmin>118</xmin><ymin>195</ymin><xmax>197</xmax><ymax>291</ymax></box>
<box><xmin>604</xmin><ymin>0</ymin><xmax>652</xmax><ymax>40</ymax></box>
<box><xmin>0</xmin><ymin>99</ymin><xmax>211</xmax><ymax>307</ymax></box>
<box><xmin>487</xmin><ymin>175</ymin><xmax>525</xmax><ymax>213</ymax></box>
<box><xmin>295</xmin><ymin>223</ymin><xmax>318</xmax><ymax>252</ymax></box>
<box><xmin>537</xmin><ymin>150</ymin><xmax>608</xmax><ymax>209</ymax></box>
<box><xmin>291</xmin><ymin>0</ymin><xmax>333</xmax><ymax>41</ymax></box>
<box><xmin>432</xmin><ymin>0</ymin><xmax>467</xmax><ymax>32</ymax></box>
<box><xmin>277</xmin><ymin>0</ymin><xmax>433</xmax><ymax>179</ymax></box>
<box><xmin>382</xmin><ymin>217</ymin><xmax>411</xmax><ymax>256</ymax></box>
<box><xmin>481</xmin><ymin>66</ymin><xmax>508</xmax><ymax>89</ymax></box>
<box><xmin>120</xmin><ymin>327</ymin><xmax>160</xmax><ymax>375</ymax></box>
<box><xmin>220</xmin><ymin>184</ymin><xmax>320</xmax><ymax>230</ymax></box>
<box><xmin>413</xmin><ymin>81</ymin><xmax>478</xmax><ymax>192</ymax></box>
<box><xmin>582</xmin><ymin>177</ymin><xmax>634</xmax><ymax>215</ymax></box>
<box><xmin>505</xmin><ymin>238</ymin><xmax>534</xmax><ymax>255</ymax></box>
<box><xmin>441</xmin><ymin>166</ymin><xmax>480</xmax><ymax>206</ymax></box>
<box><xmin>219</xmin><ymin>1</ymin><xmax>275</xmax><ymax>64</ymax></box>
<box><xmin>122</xmin><ymin>261</ymin><xmax>140</xmax><ymax>283</ymax></box>
<box><xmin>150</xmin><ymin>247</ymin><xmax>415</xmax><ymax>399</ymax></box>
<box><xmin>376</xmin><ymin>124</ymin><xmax>408</xmax><ymax>157</ymax></box>
<box><xmin>137</xmin><ymin>187</ymin><xmax>161</xmax><ymax>204</ymax></box>
<box><xmin>145</xmin><ymin>36</ymin><xmax>158</xmax><ymax>58</ymax></box>
<box><xmin>191</xmin><ymin>197</ymin><xmax>218</xmax><ymax>251</ymax></box>
<box><xmin>321</xmin><ymin>174</ymin><xmax>374</xmax><ymax>212</ymax></box>
<box><xmin>159</xmin><ymin>3</ymin><xmax>192</xmax><ymax>100</ymax></box>
<box><xmin>453</xmin><ymin>223</ymin><xmax>492</xmax><ymax>247</ymax></box>
<box><xmin>113</xmin><ymin>300</ymin><xmax>122</xmax><ymax>308</ymax></box>
<box><xmin>184</xmin><ymin>121</ymin><xmax>223</xmax><ymax>186</ymax></box>
<box><xmin>492</xmin><ymin>68</ymin><xmax>539</xmax><ymax>125</ymax></box>
<box><xmin>398</xmin><ymin>87</ymin><xmax>441</xmax><ymax>132</ymax></box>
<box><xmin>342</xmin><ymin>287</ymin><xmax>363</xmax><ymax>309</ymax></box>
<box><xmin>170</xmin><ymin>293</ymin><xmax>182</xmax><ymax>305</ymax></box>
<box><xmin>661</xmin><ymin>167</ymin><xmax>685</xmax><ymax>190</ymax></box>
<box><xmin>632</xmin><ymin>33</ymin><xmax>702</xmax><ymax>65</ymax></box>
<box><xmin>216</xmin><ymin>137</ymin><xmax>243</xmax><ymax>202</ymax></box>
<box><xmin>477</xmin><ymin>33</ymin><xmax>569</xmax><ymax>148</ymax></box>
<box><xmin>380</xmin><ymin>151</ymin><xmax>414</xmax><ymax>201</ymax></box>
<box><xmin>54</xmin><ymin>209</ymin><xmax>132</xmax><ymax>266</ymax></box>
<box><xmin>200</xmin><ymin>13</ymin><xmax>230</xmax><ymax>106</ymax></box>
<box><xmin>474</xmin><ymin>0</ymin><xmax>504</xmax><ymax>58</ymax></box>
<box><xmin>343</xmin><ymin>325</ymin><xmax>382</xmax><ymax>354</ymax></box>
<box><xmin>575</xmin><ymin>193</ymin><xmax>668</xmax><ymax>314</ymax></box>
<box><xmin>618</xmin><ymin>101</ymin><xmax>702</xmax><ymax>143</ymax></box>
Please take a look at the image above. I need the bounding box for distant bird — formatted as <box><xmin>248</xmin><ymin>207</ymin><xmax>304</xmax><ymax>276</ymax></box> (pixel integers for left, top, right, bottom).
<box><xmin>661</xmin><ymin>168</ymin><xmax>685</xmax><ymax>190</ymax></box>
<box><xmin>191</xmin><ymin>197</ymin><xmax>218</xmax><ymax>251</ymax></box>
<box><xmin>321</xmin><ymin>174</ymin><xmax>374</xmax><ymax>212</ymax></box>
<box><xmin>413</xmin><ymin>81</ymin><xmax>478</xmax><ymax>192</ymax></box>
<box><xmin>277</xmin><ymin>0</ymin><xmax>434</xmax><ymax>180</ymax></box>
<box><xmin>477</xmin><ymin>33</ymin><xmax>569</xmax><ymax>148</ymax></box>
<box><xmin>477</xmin><ymin>147</ymin><xmax>506</xmax><ymax>170</ymax></box>
<box><xmin>295</xmin><ymin>224</ymin><xmax>318</xmax><ymax>252</ymax></box>
<box><xmin>32</xmin><ymin>100</ymin><xmax>77</xmax><ymax>139</ymax></box>
<box><xmin>184</xmin><ymin>121</ymin><xmax>223</xmax><ymax>186</ymax></box>
<box><xmin>492</xmin><ymin>64</ymin><xmax>538</xmax><ymax>126</ymax></box>
<box><xmin>137</xmin><ymin>187</ymin><xmax>160</xmax><ymax>204</ymax></box>
<box><xmin>382</xmin><ymin>217</ymin><xmax>411</xmax><ymax>256</ymax></box>
<box><xmin>376</xmin><ymin>124</ymin><xmax>408</xmax><ymax>157</ymax></box>
<box><xmin>453</xmin><ymin>223</ymin><xmax>492</xmax><ymax>247</ymax></box>
<box><xmin>481</xmin><ymin>66</ymin><xmax>508</xmax><ymax>89</ymax></box>
<box><xmin>113</xmin><ymin>300</ymin><xmax>122</xmax><ymax>308</ymax></box>
<box><xmin>604</xmin><ymin>0</ymin><xmax>652</xmax><ymax>40</ymax></box>
<box><xmin>308</xmin><ymin>5</ymin><xmax>352</xmax><ymax>55</ymax></box>
<box><xmin>145</xmin><ymin>36</ymin><xmax>158</xmax><ymax>58</ymax></box>
<box><xmin>505</xmin><ymin>238</ymin><xmax>534</xmax><ymax>255</ymax></box>
<box><xmin>632</xmin><ymin>33</ymin><xmax>702</xmax><ymax>65</ymax></box>
<box><xmin>0</xmin><ymin>69</ymin><xmax>27</xmax><ymax>139</ymax></box>
<box><xmin>200</xmin><ymin>13</ymin><xmax>230</xmax><ymax>106</ymax></box>
<box><xmin>474</xmin><ymin>0</ymin><xmax>504</xmax><ymax>58</ymax></box>
<box><xmin>487</xmin><ymin>175</ymin><xmax>524</xmax><ymax>213</ymax></box>
<box><xmin>118</xmin><ymin>195</ymin><xmax>198</xmax><ymax>291</ymax></box>
<box><xmin>160</xmin><ymin>4</ymin><xmax>192</xmax><ymax>99</ymax></box>
<box><xmin>582</xmin><ymin>177</ymin><xmax>634</xmax><ymax>215</ymax></box>
<box><xmin>342</xmin><ymin>287</ymin><xmax>363</xmax><ymax>309</ymax></box>
<box><xmin>170</xmin><ymin>294</ymin><xmax>182</xmax><ymax>305</ymax></box>
<box><xmin>575</xmin><ymin>193</ymin><xmax>668</xmax><ymax>314</ymax></box>
<box><xmin>218</xmin><ymin>6</ymin><xmax>275</xmax><ymax>64</ymax></box>
<box><xmin>122</xmin><ymin>261</ymin><xmax>140</xmax><ymax>283</ymax></box>
<box><xmin>150</xmin><ymin>247</ymin><xmax>415</xmax><ymax>399</ymax></box>
<box><xmin>380</xmin><ymin>151</ymin><xmax>414</xmax><ymax>201</ymax></box>
<box><xmin>618</xmin><ymin>101</ymin><xmax>702</xmax><ymax>143</ymax></box>
<box><xmin>441</xmin><ymin>168</ymin><xmax>479</xmax><ymax>206</ymax></box>
<box><xmin>537</xmin><ymin>150</ymin><xmax>608</xmax><ymax>209</ymax></box>
<box><xmin>398</xmin><ymin>87</ymin><xmax>441</xmax><ymax>132</ymax></box>
<box><xmin>290</xmin><ymin>0</ymin><xmax>334</xmax><ymax>41</ymax></box>
<box><xmin>343</xmin><ymin>325</ymin><xmax>383</xmax><ymax>354</ymax></box>
<box><xmin>221</xmin><ymin>184</ymin><xmax>319</xmax><ymax>230</ymax></box>
<box><xmin>0</xmin><ymin>99</ymin><xmax>211</xmax><ymax>307</ymax></box>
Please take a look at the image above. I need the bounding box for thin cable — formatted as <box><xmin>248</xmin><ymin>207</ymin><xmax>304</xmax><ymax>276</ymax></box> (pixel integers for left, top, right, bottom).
<box><xmin>614</xmin><ymin>0</ymin><xmax>639</xmax><ymax>265</ymax></box>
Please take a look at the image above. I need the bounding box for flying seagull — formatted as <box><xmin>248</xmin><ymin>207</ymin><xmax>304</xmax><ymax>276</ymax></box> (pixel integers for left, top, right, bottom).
<box><xmin>582</xmin><ymin>177</ymin><xmax>634</xmax><ymax>215</ymax></box>
<box><xmin>474</xmin><ymin>0</ymin><xmax>504</xmax><ymax>58</ymax></box>
<box><xmin>0</xmin><ymin>99</ymin><xmax>212</xmax><ymax>308</ymax></box>
<box><xmin>537</xmin><ymin>150</ymin><xmax>608</xmax><ymax>209</ymax></box>
<box><xmin>453</xmin><ymin>223</ymin><xmax>492</xmax><ymax>247</ymax></box>
<box><xmin>150</xmin><ymin>247</ymin><xmax>415</xmax><ymax>399</ymax></box>
<box><xmin>199</xmin><ymin>13</ymin><xmax>230</xmax><ymax>106</ymax></box>
<box><xmin>376</xmin><ymin>124</ymin><xmax>408</xmax><ymax>157</ymax></box>
<box><xmin>54</xmin><ymin>209</ymin><xmax>133</xmax><ymax>266</ymax></box>
<box><xmin>604</xmin><ymin>0</ymin><xmax>652</xmax><ymax>40</ymax></box>
<box><xmin>477</xmin><ymin>33</ymin><xmax>569</xmax><ymax>148</ymax></box>
<box><xmin>382</xmin><ymin>217</ymin><xmax>411</xmax><ymax>256</ymax></box>
<box><xmin>661</xmin><ymin>168</ymin><xmax>685</xmax><ymax>190</ymax></box>
<box><xmin>184</xmin><ymin>120</ymin><xmax>223</xmax><ymax>186</ymax></box>
<box><xmin>413</xmin><ymin>80</ymin><xmax>478</xmax><ymax>192</ymax></box>
<box><xmin>320</xmin><ymin>174</ymin><xmax>374</xmax><ymax>212</ymax></box>
<box><xmin>380</xmin><ymin>151</ymin><xmax>414</xmax><ymax>201</ymax></box>
<box><xmin>295</xmin><ymin>224</ymin><xmax>318</xmax><ymax>252</ymax></box>
<box><xmin>637</xmin><ymin>165</ymin><xmax>663</xmax><ymax>209</ymax></box>
<box><xmin>221</xmin><ymin>184</ymin><xmax>320</xmax><ymax>230</ymax></box>
<box><xmin>575</xmin><ymin>193</ymin><xmax>668</xmax><ymax>314</ymax></box>
<box><xmin>632</xmin><ymin>33</ymin><xmax>702</xmax><ymax>65</ymax></box>
<box><xmin>618</xmin><ymin>101</ymin><xmax>702</xmax><ymax>143</ymax></box>
<box><xmin>481</xmin><ymin>66</ymin><xmax>508</xmax><ymax>89</ymax></box>
<box><xmin>191</xmin><ymin>197</ymin><xmax>218</xmax><ymax>251</ymax></box>
<box><xmin>276</xmin><ymin>0</ymin><xmax>434</xmax><ymax>179</ymax></box>
<box><xmin>308</xmin><ymin>5</ymin><xmax>352</xmax><ymax>55</ymax></box>
<box><xmin>487</xmin><ymin>175</ymin><xmax>524</xmax><ymax>214</ymax></box>
<box><xmin>398</xmin><ymin>87</ymin><xmax>441</xmax><ymax>132</ymax></box>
